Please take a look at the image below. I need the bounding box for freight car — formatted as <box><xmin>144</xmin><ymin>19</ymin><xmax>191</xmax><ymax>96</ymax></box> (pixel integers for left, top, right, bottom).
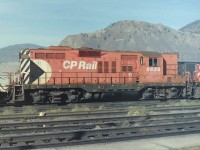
<box><xmin>0</xmin><ymin>46</ymin><xmax>198</xmax><ymax>104</ymax></box>
<box><xmin>178</xmin><ymin>61</ymin><xmax>200</xmax><ymax>98</ymax></box>
<box><xmin>178</xmin><ymin>61</ymin><xmax>200</xmax><ymax>81</ymax></box>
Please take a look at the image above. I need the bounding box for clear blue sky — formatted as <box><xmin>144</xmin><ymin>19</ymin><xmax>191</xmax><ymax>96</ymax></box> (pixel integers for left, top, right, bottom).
<box><xmin>0</xmin><ymin>0</ymin><xmax>199</xmax><ymax>48</ymax></box>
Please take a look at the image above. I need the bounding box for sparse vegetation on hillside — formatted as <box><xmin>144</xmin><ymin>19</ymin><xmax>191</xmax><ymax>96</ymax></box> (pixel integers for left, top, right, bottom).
<box><xmin>179</xmin><ymin>20</ymin><xmax>200</xmax><ymax>34</ymax></box>
<box><xmin>60</xmin><ymin>20</ymin><xmax>200</xmax><ymax>62</ymax></box>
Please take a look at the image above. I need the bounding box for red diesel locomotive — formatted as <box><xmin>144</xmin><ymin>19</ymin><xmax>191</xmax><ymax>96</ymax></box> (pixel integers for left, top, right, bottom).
<box><xmin>0</xmin><ymin>46</ymin><xmax>199</xmax><ymax>104</ymax></box>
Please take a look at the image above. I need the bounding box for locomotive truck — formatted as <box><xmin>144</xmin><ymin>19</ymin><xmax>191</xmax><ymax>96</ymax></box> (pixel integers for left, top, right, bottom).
<box><xmin>0</xmin><ymin>46</ymin><xmax>200</xmax><ymax>104</ymax></box>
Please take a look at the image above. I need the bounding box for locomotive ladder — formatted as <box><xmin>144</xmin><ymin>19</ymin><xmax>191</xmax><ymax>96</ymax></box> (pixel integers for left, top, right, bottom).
<box><xmin>13</xmin><ymin>84</ymin><xmax>24</xmax><ymax>101</ymax></box>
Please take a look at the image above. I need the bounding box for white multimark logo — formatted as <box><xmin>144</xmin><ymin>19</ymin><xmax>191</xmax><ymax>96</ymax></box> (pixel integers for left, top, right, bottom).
<box><xmin>63</xmin><ymin>60</ymin><xmax>97</xmax><ymax>69</ymax></box>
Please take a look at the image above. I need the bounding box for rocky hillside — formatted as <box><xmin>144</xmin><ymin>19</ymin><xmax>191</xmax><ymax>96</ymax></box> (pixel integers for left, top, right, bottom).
<box><xmin>179</xmin><ymin>20</ymin><xmax>200</xmax><ymax>34</ymax></box>
<box><xmin>0</xmin><ymin>43</ymin><xmax>44</xmax><ymax>72</ymax></box>
<box><xmin>61</xmin><ymin>20</ymin><xmax>200</xmax><ymax>61</ymax></box>
<box><xmin>0</xmin><ymin>43</ymin><xmax>43</xmax><ymax>64</ymax></box>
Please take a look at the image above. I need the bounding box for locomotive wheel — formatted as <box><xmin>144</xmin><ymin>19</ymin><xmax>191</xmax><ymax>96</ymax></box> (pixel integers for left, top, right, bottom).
<box><xmin>66</xmin><ymin>90</ymin><xmax>84</xmax><ymax>102</ymax></box>
<box><xmin>166</xmin><ymin>87</ymin><xmax>182</xmax><ymax>99</ymax></box>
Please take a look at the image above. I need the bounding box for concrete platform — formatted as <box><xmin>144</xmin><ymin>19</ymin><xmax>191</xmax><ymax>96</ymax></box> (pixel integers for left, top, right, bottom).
<box><xmin>34</xmin><ymin>133</ymin><xmax>200</xmax><ymax>150</ymax></box>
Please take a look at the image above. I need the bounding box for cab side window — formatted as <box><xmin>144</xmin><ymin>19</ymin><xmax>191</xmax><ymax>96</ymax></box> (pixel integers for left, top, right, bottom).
<box><xmin>140</xmin><ymin>57</ymin><xmax>143</xmax><ymax>65</ymax></box>
<box><xmin>149</xmin><ymin>58</ymin><xmax>158</xmax><ymax>66</ymax></box>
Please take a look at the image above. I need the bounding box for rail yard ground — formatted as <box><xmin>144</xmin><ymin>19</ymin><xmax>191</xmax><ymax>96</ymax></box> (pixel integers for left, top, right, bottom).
<box><xmin>1</xmin><ymin>100</ymin><xmax>200</xmax><ymax>149</ymax></box>
<box><xmin>34</xmin><ymin>133</ymin><xmax>200</xmax><ymax>150</ymax></box>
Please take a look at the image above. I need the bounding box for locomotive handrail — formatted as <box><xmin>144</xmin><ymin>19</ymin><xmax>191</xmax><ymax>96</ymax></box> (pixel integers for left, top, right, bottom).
<box><xmin>47</xmin><ymin>77</ymin><xmax>138</xmax><ymax>85</ymax></box>
<box><xmin>31</xmin><ymin>71</ymin><xmax>139</xmax><ymax>86</ymax></box>
<box><xmin>25</xmin><ymin>70</ymin><xmax>186</xmax><ymax>87</ymax></box>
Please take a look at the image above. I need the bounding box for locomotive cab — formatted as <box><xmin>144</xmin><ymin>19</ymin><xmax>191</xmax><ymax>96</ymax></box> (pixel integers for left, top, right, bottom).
<box><xmin>137</xmin><ymin>52</ymin><xmax>186</xmax><ymax>99</ymax></box>
<box><xmin>138</xmin><ymin>51</ymin><xmax>163</xmax><ymax>83</ymax></box>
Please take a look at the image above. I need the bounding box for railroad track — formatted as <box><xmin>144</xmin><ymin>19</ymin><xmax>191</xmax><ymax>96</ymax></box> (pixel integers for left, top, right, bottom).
<box><xmin>1</xmin><ymin>114</ymin><xmax>200</xmax><ymax>149</ymax></box>
<box><xmin>1</xmin><ymin>99</ymin><xmax>199</xmax><ymax>114</ymax></box>
<box><xmin>0</xmin><ymin>112</ymin><xmax>200</xmax><ymax>134</ymax></box>
<box><xmin>0</xmin><ymin>101</ymin><xmax>157</xmax><ymax>114</ymax></box>
<box><xmin>0</xmin><ymin>105</ymin><xmax>200</xmax><ymax>122</ymax></box>
<box><xmin>1</xmin><ymin>102</ymin><xmax>200</xmax><ymax>149</ymax></box>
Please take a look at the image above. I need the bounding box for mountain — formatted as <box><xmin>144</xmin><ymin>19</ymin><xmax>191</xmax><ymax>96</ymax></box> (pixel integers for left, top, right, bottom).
<box><xmin>179</xmin><ymin>20</ymin><xmax>200</xmax><ymax>34</ymax></box>
<box><xmin>0</xmin><ymin>43</ymin><xmax>44</xmax><ymax>63</ymax></box>
<box><xmin>60</xmin><ymin>20</ymin><xmax>200</xmax><ymax>61</ymax></box>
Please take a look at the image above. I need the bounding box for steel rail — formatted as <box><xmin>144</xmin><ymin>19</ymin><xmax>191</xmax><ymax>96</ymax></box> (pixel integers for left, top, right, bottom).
<box><xmin>0</xmin><ymin>101</ymin><xmax>159</xmax><ymax>114</ymax></box>
<box><xmin>0</xmin><ymin>111</ymin><xmax>199</xmax><ymax>130</ymax></box>
<box><xmin>1</xmin><ymin>120</ymin><xmax>200</xmax><ymax>149</ymax></box>
<box><xmin>1</xmin><ymin>114</ymin><xmax>200</xmax><ymax>135</ymax></box>
<box><xmin>1</xmin><ymin>105</ymin><xmax>200</xmax><ymax>121</ymax></box>
<box><xmin>0</xmin><ymin>105</ymin><xmax>193</xmax><ymax>119</ymax></box>
<box><xmin>0</xmin><ymin>109</ymin><xmax>128</xmax><ymax>121</ymax></box>
<box><xmin>1</xmin><ymin>99</ymin><xmax>198</xmax><ymax>113</ymax></box>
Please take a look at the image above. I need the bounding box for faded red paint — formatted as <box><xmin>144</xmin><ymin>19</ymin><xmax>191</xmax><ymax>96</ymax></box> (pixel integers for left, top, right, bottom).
<box><xmin>28</xmin><ymin>46</ymin><xmax>185</xmax><ymax>85</ymax></box>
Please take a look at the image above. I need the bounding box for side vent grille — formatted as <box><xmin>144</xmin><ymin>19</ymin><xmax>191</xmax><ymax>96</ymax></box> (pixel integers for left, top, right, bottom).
<box><xmin>79</xmin><ymin>51</ymin><xmax>101</xmax><ymax>57</ymax></box>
